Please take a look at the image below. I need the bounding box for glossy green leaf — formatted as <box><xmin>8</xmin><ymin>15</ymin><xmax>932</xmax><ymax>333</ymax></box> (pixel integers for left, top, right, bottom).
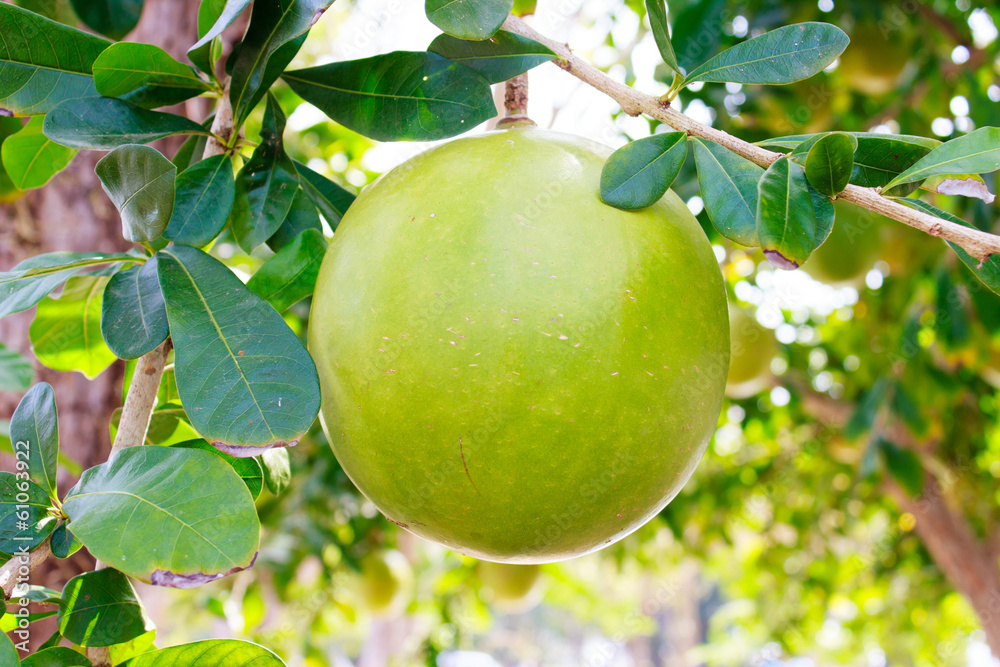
<box><xmin>21</xmin><ymin>646</ymin><xmax>92</xmax><ymax>667</ymax></box>
<box><xmin>292</xmin><ymin>160</ymin><xmax>354</xmax><ymax>230</ymax></box>
<box><xmin>96</xmin><ymin>145</ymin><xmax>176</xmax><ymax>243</ymax></box>
<box><xmin>885</xmin><ymin>127</ymin><xmax>1000</xmax><ymax>190</ymax></box>
<box><xmin>756</xmin><ymin>157</ymin><xmax>816</xmax><ymax>269</ymax></box>
<box><xmin>108</xmin><ymin>629</ymin><xmax>156</xmax><ymax>665</ymax></box>
<box><xmin>123</xmin><ymin>639</ymin><xmax>286</xmax><ymax>667</ymax></box>
<box><xmin>0</xmin><ymin>252</ymin><xmax>135</xmax><ymax>320</ymax></box>
<box><xmin>189</xmin><ymin>0</ymin><xmax>252</xmax><ymax>75</ymax></box>
<box><xmin>30</xmin><ymin>275</ymin><xmax>116</xmax><ymax>379</ymax></box>
<box><xmin>163</xmin><ymin>154</ymin><xmax>235</xmax><ymax>247</ymax></box>
<box><xmin>0</xmin><ymin>633</ymin><xmax>19</xmax><ymax>667</ymax></box>
<box><xmin>100</xmin><ymin>259</ymin><xmax>168</xmax><ymax>359</ymax></box>
<box><xmin>0</xmin><ymin>3</ymin><xmax>111</xmax><ymax>116</ymax></box>
<box><xmin>157</xmin><ymin>245</ymin><xmax>321</xmax><ymax>455</ymax></box>
<box><xmin>44</xmin><ymin>97</ymin><xmax>208</xmax><ymax>150</ymax></box>
<box><xmin>0</xmin><ymin>472</ymin><xmax>56</xmax><ymax>555</ymax></box>
<box><xmin>283</xmin><ymin>51</ymin><xmax>495</xmax><ymax>142</ymax></box>
<box><xmin>671</xmin><ymin>0</ymin><xmax>725</xmax><ymax>73</ymax></box>
<box><xmin>1</xmin><ymin>117</ymin><xmax>77</xmax><ymax>190</ymax></box>
<box><xmin>9</xmin><ymin>382</ymin><xmax>59</xmax><ymax>498</ymax></box>
<box><xmin>645</xmin><ymin>0</ymin><xmax>678</xmax><ymax>74</ymax></box>
<box><xmin>69</xmin><ymin>0</ymin><xmax>143</xmax><ymax>40</ymax></box>
<box><xmin>692</xmin><ymin>138</ymin><xmax>762</xmax><ymax>246</ymax></box>
<box><xmin>851</xmin><ymin>134</ymin><xmax>937</xmax><ymax>193</ymax></box>
<box><xmin>62</xmin><ymin>445</ymin><xmax>260</xmax><ymax>586</ymax></box>
<box><xmin>247</xmin><ymin>228</ymin><xmax>327</xmax><ymax>312</ymax></box>
<box><xmin>260</xmin><ymin>448</ymin><xmax>290</xmax><ymax>496</ymax></box>
<box><xmin>174</xmin><ymin>439</ymin><xmax>263</xmax><ymax>499</ymax></box>
<box><xmin>49</xmin><ymin>523</ymin><xmax>83</xmax><ymax>559</ymax></box>
<box><xmin>808</xmin><ymin>181</ymin><xmax>834</xmax><ymax>249</ymax></box>
<box><xmin>600</xmin><ymin>132</ymin><xmax>687</xmax><ymax>210</ymax></box>
<box><xmin>231</xmin><ymin>95</ymin><xmax>298</xmax><ymax>253</ymax></box>
<box><xmin>229</xmin><ymin>0</ymin><xmax>332</xmax><ymax>127</ymax></box>
<box><xmin>58</xmin><ymin>568</ymin><xmax>154</xmax><ymax>647</ymax></box>
<box><xmin>684</xmin><ymin>22</ymin><xmax>848</xmax><ymax>85</ymax></box>
<box><xmin>0</xmin><ymin>343</ymin><xmax>33</xmax><ymax>393</ymax></box>
<box><xmin>93</xmin><ymin>42</ymin><xmax>212</xmax><ymax>109</ymax></box>
<box><xmin>426</xmin><ymin>0</ymin><xmax>513</xmax><ymax>40</ymax></box>
<box><xmin>878</xmin><ymin>440</ymin><xmax>924</xmax><ymax>497</ymax></box>
<box><xmin>804</xmin><ymin>132</ymin><xmax>855</xmax><ymax>196</ymax></box>
<box><xmin>267</xmin><ymin>187</ymin><xmax>322</xmax><ymax>252</ymax></box>
<box><xmin>428</xmin><ymin>30</ymin><xmax>557</xmax><ymax>84</ymax></box>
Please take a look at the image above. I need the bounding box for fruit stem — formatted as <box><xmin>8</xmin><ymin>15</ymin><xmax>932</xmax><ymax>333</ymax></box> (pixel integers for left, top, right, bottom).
<box><xmin>497</xmin><ymin>73</ymin><xmax>536</xmax><ymax>128</ymax></box>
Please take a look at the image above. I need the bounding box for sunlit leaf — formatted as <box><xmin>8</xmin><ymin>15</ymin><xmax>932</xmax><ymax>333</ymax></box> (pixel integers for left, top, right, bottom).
<box><xmin>600</xmin><ymin>132</ymin><xmax>687</xmax><ymax>210</ymax></box>
<box><xmin>9</xmin><ymin>382</ymin><xmax>59</xmax><ymax>497</ymax></box>
<box><xmin>30</xmin><ymin>275</ymin><xmax>117</xmax><ymax>379</ymax></box>
<box><xmin>692</xmin><ymin>138</ymin><xmax>761</xmax><ymax>246</ymax></box>
<box><xmin>425</xmin><ymin>0</ymin><xmax>513</xmax><ymax>40</ymax></box>
<box><xmin>58</xmin><ymin>568</ymin><xmax>154</xmax><ymax>647</ymax></box>
<box><xmin>428</xmin><ymin>30</ymin><xmax>556</xmax><ymax>84</ymax></box>
<box><xmin>0</xmin><ymin>117</ymin><xmax>77</xmax><ymax>190</ymax></box>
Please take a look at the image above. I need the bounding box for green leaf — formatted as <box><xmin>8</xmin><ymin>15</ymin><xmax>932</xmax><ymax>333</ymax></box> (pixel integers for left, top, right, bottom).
<box><xmin>157</xmin><ymin>245</ymin><xmax>321</xmax><ymax>455</ymax></box>
<box><xmin>877</xmin><ymin>440</ymin><xmax>924</xmax><ymax>497</ymax></box>
<box><xmin>100</xmin><ymin>259</ymin><xmax>169</xmax><ymax>359</ymax></box>
<box><xmin>58</xmin><ymin>568</ymin><xmax>154</xmax><ymax>647</ymax></box>
<box><xmin>935</xmin><ymin>268</ymin><xmax>971</xmax><ymax>347</ymax></box>
<box><xmin>30</xmin><ymin>276</ymin><xmax>117</xmax><ymax>379</ymax></box>
<box><xmin>292</xmin><ymin>160</ymin><xmax>354</xmax><ymax>231</ymax></box>
<box><xmin>671</xmin><ymin>0</ymin><xmax>725</xmax><ymax>73</ymax></box>
<box><xmin>69</xmin><ymin>0</ymin><xmax>143</xmax><ymax>40</ymax></box>
<box><xmin>684</xmin><ymin>22</ymin><xmax>848</xmax><ymax>85</ymax></box>
<box><xmin>600</xmin><ymin>132</ymin><xmax>687</xmax><ymax>210</ymax></box>
<box><xmin>0</xmin><ymin>610</ymin><xmax>57</xmax><ymax>632</ymax></box>
<box><xmin>247</xmin><ymin>228</ymin><xmax>327</xmax><ymax>312</ymax></box>
<box><xmin>260</xmin><ymin>448</ymin><xmax>290</xmax><ymax>496</ymax></box>
<box><xmin>13</xmin><ymin>0</ymin><xmax>78</xmax><ymax>25</ymax></box>
<box><xmin>43</xmin><ymin>97</ymin><xmax>208</xmax><ymax>150</ymax></box>
<box><xmin>10</xmin><ymin>382</ymin><xmax>59</xmax><ymax>498</ymax></box>
<box><xmin>0</xmin><ymin>3</ymin><xmax>111</xmax><ymax>116</ymax></box>
<box><xmin>163</xmin><ymin>155</ymin><xmax>235</xmax><ymax>247</ymax></box>
<box><xmin>174</xmin><ymin>439</ymin><xmax>263</xmax><ymax>499</ymax></box>
<box><xmin>21</xmin><ymin>647</ymin><xmax>92</xmax><ymax>667</ymax></box>
<box><xmin>804</xmin><ymin>132</ymin><xmax>855</xmax><ymax>196</ymax></box>
<box><xmin>0</xmin><ymin>343</ymin><xmax>33</xmax><ymax>393</ymax></box>
<box><xmin>692</xmin><ymin>138</ymin><xmax>762</xmax><ymax>246</ymax></box>
<box><xmin>885</xmin><ymin>127</ymin><xmax>1000</xmax><ymax>190</ymax></box>
<box><xmin>96</xmin><ymin>145</ymin><xmax>176</xmax><ymax>243</ymax></box>
<box><xmin>228</xmin><ymin>0</ymin><xmax>332</xmax><ymax>127</ymax></box>
<box><xmin>62</xmin><ymin>446</ymin><xmax>260</xmax><ymax>586</ymax></box>
<box><xmin>231</xmin><ymin>94</ymin><xmax>298</xmax><ymax>253</ymax></box>
<box><xmin>0</xmin><ymin>633</ymin><xmax>18</xmax><ymax>667</ymax></box>
<box><xmin>50</xmin><ymin>523</ymin><xmax>83</xmax><ymax>559</ymax></box>
<box><xmin>645</xmin><ymin>0</ymin><xmax>679</xmax><ymax>74</ymax></box>
<box><xmin>0</xmin><ymin>252</ymin><xmax>135</xmax><ymax>319</ymax></box>
<box><xmin>844</xmin><ymin>377</ymin><xmax>888</xmax><ymax>440</ymax></box>
<box><xmin>123</xmin><ymin>639</ymin><xmax>286</xmax><ymax>666</ymax></box>
<box><xmin>0</xmin><ymin>472</ymin><xmax>56</xmax><ymax>555</ymax></box>
<box><xmin>849</xmin><ymin>133</ymin><xmax>938</xmax><ymax>192</ymax></box>
<box><xmin>188</xmin><ymin>0</ymin><xmax>253</xmax><ymax>75</ymax></box>
<box><xmin>93</xmin><ymin>42</ymin><xmax>213</xmax><ymax>109</ymax></box>
<box><xmin>266</xmin><ymin>187</ymin><xmax>322</xmax><ymax>252</ymax></box>
<box><xmin>283</xmin><ymin>51</ymin><xmax>496</xmax><ymax>142</ymax></box>
<box><xmin>110</xmin><ymin>403</ymin><xmax>199</xmax><ymax>448</ymax></box>
<box><xmin>1</xmin><ymin>117</ymin><xmax>77</xmax><ymax>190</ymax></box>
<box><xmin>896</xmin><ymin>198</ymin><xmax>1000</xmax><ymax>297</ymax></box>
<box><xmin>108</xmin><ymin>629</ymin><xmax>155</xmax><ymax>665</ymax></box>
<box><xmin>756</xmin><ymin>157</ymin><xmax>816</xmax><ymax>269</ymax></box>
<box><xmin>426</xmin><ymin>0</ymin><xmax>513</xmax><ymax>40</ymax></box>
<box><xmin>428</xmin><ymin>30</ymin><xmax>557</xmax><ymax>84</ymax></box>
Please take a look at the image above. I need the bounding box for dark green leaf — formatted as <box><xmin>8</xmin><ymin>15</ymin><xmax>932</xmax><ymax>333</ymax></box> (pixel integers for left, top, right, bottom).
<box><xmin>0</xmin><ymin>252</ymin><xmax>135</xmax><ymax>319</ymax></box>
<box><xmin>850</xmin><ymin>134</ymin><xmax>938</xmax><ymax>191</ymax></box>
<box><xmin>1</xmin><ymin>117</ymin><xmax>77</xmax><ymax>190</ymax></box>
<box><xmin>804</xmin><ymin>132</ymin><xmax>855</xmax><ymax>196</ymax></box>
<box><xmin>684</xmin><ymin>22</ymin><xmax>848</xmax><ymax>85</ymax></box>
<box><xmin>50</xmin><ymin>523</ymin><xmax>83</xmax><ymax>559</ymax></box>
<box><xmin>248</xmin><ymin>228</ymin><xmax>327</xmax><ymax>312</ymax></box>
<box><xmin>100</xmin><ymin>259</ymin><xmax>168</xmax><ymax>359</ymax></box>
<box><xmin>93</xmin><ymin>42</ymin><xmax>213</xmax><ymax>109</ymax></box>
<box><xmin>260</xmin><ymin>448</ymin><xmax>290</xmax><ymax>496</ymax></box>
<box><xmin>808</xmin><ymin>181</ymin><xmax>834</xmax><ymax>249</ymax></box>
<box><xmin>885</xmin><ymin>127</ymin><xmax>1000</xmax><ymax>190</ymax></box>
<box><xmin>189</xmin><ymin>0</ymin><xmax>252</xmax><ymax>75</ymax></box>
<box><xmin>890</xmin><ymin>383</ymin><xmax>925</xmax><ymax>435</ymax></box>
<box><xmin>267</xmin><ymin>187</ymin><xmax>322</xmax><ymax>252</ymax></box>
<box><xmin>58</xmin><ymin>569</ymin><xmax>153</xmax><ymax>647</ymax></box>
<box><xmin>283</xmin><ymin>51</ymin><xmax>495</xmax><ymax>142</ymax></box>
<box><xmin>292</xmin><ymin>160</ymin><xmax>354</xmax><ymax>230</ymax></box>
<box><xmin>43</xmin><ymin>97</ymin><xmax>208</xmax><ymax>150</ymax></box>
<box><xmin>171</xmin><ymin>131</ymin><xmax>208</xmax><ymax>172</ymax></box>
<box><xmin>426</xmin><ymin>0</ymin><xmax>513</xmax><ymax>40</ymax></box>
<box><xmin>69</xmin><ymin>0</ymin><xmax>143</xmax><ymax>40</ymax></box>
<box><xmin>0</xmin><ymin>343</ymin><xmax>33</xmax><ymax>393</ymax></box>
<box><xmin>844</xmin><ymin>377</ymin><xmax>888</xmax><ymax>440</ymax></box>
<box><xmin>756</xmin><ymin>157</ymin><xmax>816</xmax><ymax>269</ymax></box>
<box><xmin>671</xmin><ymin>0</ymin><xmax>725</xmax><ymax>73</ymax></box>
<box><xmin>231</xmin><ymin>95</ymin><xmax>298</xmax><ymax>253</ymax></box>
<box><xmin>645</xmin><ymin>0</ymin><xmax>678</xmax><ymax>74</ymax></box>
<box><xmin>10</xmin><ymin>382</ymin><xmax>59</xmax><ymax>498</ymax></box>
<box><xmin>692</xmin><ymin>138</ymin><xmax>761</xmax><ymax>246</ymax></box>
<box><xmin>174</xmin><ymin>439</ymin><xmax>263</xmax><ymax>499</ymax></box>
<box><xmin>62</xmin><ymin>446</ymin><xmax>260</xmax><ymax>586</ymax></box>
<box><xmin>123</xmin><ymin>639</ymin><xmax>286</xmax><ymax>667</ymax></box>
<box><xmin>164</xmin><ymin>155</ymin><xmax>235</xmax><ymax>247</ymax></box>
<box><xmin>0</xmin><ymin>473</ymin><xmax>55</xmax><ymax>555</ymax></box>
<box><xmin>157</xmin><ymin>245</ymin><xmax>321</xmax><ymax>455</ymax></box>
<box><xmin>37</xmin><ymin>630</ymin><xmax>64</xmax><ymax>652</ymax></box>
<box><xmin>96</xmin><ymin>145</ymin><xmax>176</xmax><ymax>242</ymax></box>
<box><xmin>0</xmin><ymin>3</ymin><xmax>111</xmax><ymax>116</ymax></box>
<box><xmin>21</xmin><ymin>646</ymin><xmax>92</xmax><ymax>667</ymax></box>
<box><xmin>600</xmin><ymin>132</ymin><xmax>687</xmax><ymax>210</ymax></box>
<box><xmin>878</xmin><ymin>440</ymin><xmax>924</xmax><ymax>497</ymax></box>
<box><xmin>428</xmin><ymin>30</ymin><xmax>556</xmax><ymax>84</ymax></box>
<box><xmin>934</xmin><ymin>268</ymin><xmax>971</xmax><ymax>347</ymax></box>
<box><xmin>29</xmin><ymin>276</ymin><xmax>117</xmax><ymax>379</ymax></box>
<box><xmin>228</xmin><ymin>0</ymin><xmax>332</xmax><ymax>127</ymax></box>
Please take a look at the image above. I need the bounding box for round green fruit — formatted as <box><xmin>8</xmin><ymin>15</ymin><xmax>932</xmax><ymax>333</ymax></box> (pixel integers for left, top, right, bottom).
<box><xmin>838</xmin><ymin>23</ymin><xmax>910</xmax><ymax>96</ymax></box>
<box><xmin>309</xmin><ymin>127</ymin><xmax>729</xmax><ymax>563</ymax></box>
<box><xmin>359</xmin><ymin>549</ymin><xmax>413</xmax><ymax>615</ymax></box>
<box><xmin>726</xmin><ymin>307</ymin><xmax>776</xmax><ymax>399</ymax></box>
<box><xmin>478</xmin><ymin>562</ymin><xmax>542</xmax><ymax>612</ymax></box>
<box><xmin>803</xmin><ymin>201</ymin><xmax>883</xmax><ymax>286</ymax></box>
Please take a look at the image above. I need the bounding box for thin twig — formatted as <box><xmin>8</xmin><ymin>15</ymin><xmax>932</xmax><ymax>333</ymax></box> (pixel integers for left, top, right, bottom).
<box><xmin>502</xmin><ymin>15</ymin><xmax>1000</xmax><ymax>263</ymax></box>
<box><xmin>0</xmin><ymin>538</ymin><xmax>51</xmax><ymax>599</ymax></box>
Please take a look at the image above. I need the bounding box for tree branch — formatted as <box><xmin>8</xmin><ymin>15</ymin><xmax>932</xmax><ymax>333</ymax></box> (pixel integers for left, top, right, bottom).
<box><xmin>502</xmin><ymin>15</ymin><xmax>1000</xmax><ymax>263</ymax></box>
<box><xmin>110</xmin><ymin>339</ymin><xmax>172</xmax><ymax>457</ymax></box>
<box><xmin>0</xmin><ymin>537</ymin><xmax>51</xmax><ymax>599</ymax></box>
